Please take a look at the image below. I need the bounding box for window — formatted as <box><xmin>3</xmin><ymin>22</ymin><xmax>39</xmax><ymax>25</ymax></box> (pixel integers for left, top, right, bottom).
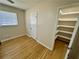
<box><xmin>0</xmin><ymin>11</ymin><xmax>18</xmax><ymax>26</ymax></box>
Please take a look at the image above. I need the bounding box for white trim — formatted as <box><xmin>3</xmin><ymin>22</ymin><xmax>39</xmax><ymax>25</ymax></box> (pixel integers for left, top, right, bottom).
<box><xmin>1</xmin><ymin>33</ymin><xmax>52</xmax><ymax>50</ymax></box>
<box><xmin>57</xmin><ymin>35</ymin><xmax>70</xmax><ymax>40</ymax></box>
<box><xmin>64</xmin><ymin>49</ymin><xmax>70</xmax><ymax>59</ymax></box>
<box><xmin>26</xmin><ymin>33</ymin><xmax>52</xmax><ymax>50</ymax></box>
<box><xmin>36</xmin><ymin>39</ymin><xmax>52</xmax><ymax>51</ymax></box>
<box><xmin>26</xmin><ymin>33</ymin><xmax>31</xmax><ymax>37</ymax></box>
<box><xmin>57</xmin><ymin>30</ymin><xmax>73</xmax><ymax>34</ymax></box>
<box><xmin>1</xmin><ymin>34</ymin><xmax>25</xmax><ymax>42</ymax></box>
<box><xmin>60</xmin><ymin>10</ymin><xmax>79</xmax><ymax>15</ymax></box>
<box><xmin>57</xmin><ymin>25</ymin><xmax>75</xmax><ymax>28</ymax></box>
<box><xmin>59</xmin><ymin>19</ymin><xmax>77</xmax><ymax>21</ymax></box>
<box><xmin>68</xmin><ymin>19</ymin><xmax>79</xmax><ymax>48</ymax></box>
<box><xmin>64</xmin><ymin>18</ymin><xmax>79</xmax><ymax>59</ymax></box>
<box><xmin>55</xmin><ymin>35</ymin><xmax>58</xmax><ymax>40</ymax></box>
<box><xmin>56</xmin><ymin>30</ymin><xmax>59</xmax><ymax>34</ymax></box>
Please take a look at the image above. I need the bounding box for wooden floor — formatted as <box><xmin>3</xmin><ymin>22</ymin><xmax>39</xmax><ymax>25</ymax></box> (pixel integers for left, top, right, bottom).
<box><xmin>0</xmin><ymin>36</ymin><xmax>67</xmax><ymax>59</ymax></box>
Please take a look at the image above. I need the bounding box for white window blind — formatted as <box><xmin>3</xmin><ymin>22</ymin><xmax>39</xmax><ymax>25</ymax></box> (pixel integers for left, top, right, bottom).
<box><xmin>0</xmin><ymin>11</ymin><xmax>18</xmax><ymax>26</ymax></box>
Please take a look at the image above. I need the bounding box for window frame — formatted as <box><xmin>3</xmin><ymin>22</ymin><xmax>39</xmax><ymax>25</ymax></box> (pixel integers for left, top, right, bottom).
<box><xmin>0</xmin><ymin>10</ymin><xmax>18</xmax><ymax>27</ymax></box>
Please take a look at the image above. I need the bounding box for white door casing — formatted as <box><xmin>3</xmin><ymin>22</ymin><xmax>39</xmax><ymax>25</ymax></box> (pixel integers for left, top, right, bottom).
<box><xmin>30</xmin><ymin>10</ymin><xmax>38</xmax><ymax>39</ymax></box>
<box><xmin>64</xmin><ymin>18</ymin><xmax>79</xmax><ymax>59</ymax></box>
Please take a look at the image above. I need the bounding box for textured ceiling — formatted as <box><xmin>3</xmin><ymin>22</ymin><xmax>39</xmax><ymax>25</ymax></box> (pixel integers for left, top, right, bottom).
<box><xmin>0</xmin><ymin>0</ymin><xmax>79</xmax><ymax>10</ymax></box>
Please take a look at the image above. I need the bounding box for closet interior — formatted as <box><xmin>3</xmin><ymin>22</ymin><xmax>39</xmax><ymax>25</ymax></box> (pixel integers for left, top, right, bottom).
<box><xmin>55</xmin><ymin>11</ymin><xmax>78</xmax><ymax>44</ymax></box>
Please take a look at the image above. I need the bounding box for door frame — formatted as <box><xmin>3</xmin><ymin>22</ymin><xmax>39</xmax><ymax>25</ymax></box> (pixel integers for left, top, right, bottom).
<box><xmin>64</xmin><ymin>18</ymin><xmax>79</xmax><ymax>59</ymax></box>
<box><xmin>30</xmin><ymin>10</ymin><xmax>38</xmax><ymax>40</ymax></box>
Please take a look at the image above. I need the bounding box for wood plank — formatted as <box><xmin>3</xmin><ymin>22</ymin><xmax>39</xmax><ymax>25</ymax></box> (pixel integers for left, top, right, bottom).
<box><xmin>0</xmin><ymin>35</ymin><xmax>67</xmax><ymax>59</ymax></box>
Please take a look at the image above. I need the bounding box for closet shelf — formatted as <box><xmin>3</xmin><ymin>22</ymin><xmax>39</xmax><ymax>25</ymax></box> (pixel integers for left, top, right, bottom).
<box><xmin>57</xmin><ymin>25</ymin><xmax>75</xmax><ymax>28</ymax></box>
<box><xmin>59</xmin><ymin>19</ymin><xmax>77</xmax><ymax>21</ymax></box>
<box><xmin>55</xmin><ymin>35</ymin><xmax>58</xmax><ymax>39</ymax></box>
<box><xmin>56</xmin><ymin>30</ymin><xmax>73</xmax><ymax>34</ymax></box>
<box><xmin>56</xmin><ymin>30</ymin><xmax>59</xmax><ymax>34</ymax></box>
<box><xmin>57</xmin><ymin>35</ymin><xmax>71</xmax><ymax>40</ymax></box>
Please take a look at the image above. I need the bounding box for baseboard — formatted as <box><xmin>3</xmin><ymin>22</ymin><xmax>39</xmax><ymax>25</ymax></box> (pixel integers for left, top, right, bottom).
<box><xmin>1</xmin><ymin>34</ymin><xmax>26</xmax><ymax>42</ymax></box>
<box><xmin>36</xmin><ymin>39</ymin><xmax>52</xmax><ymax>51</ymax></box>
<box><xmin>1</xmin><ymin>33</ymin><xmax>53</xmax><ymax>51</ymax></box>
<box><xmin>26</xmin><ymin>34</ymin><xmax>31</xmax><ymax>37</ymax></box>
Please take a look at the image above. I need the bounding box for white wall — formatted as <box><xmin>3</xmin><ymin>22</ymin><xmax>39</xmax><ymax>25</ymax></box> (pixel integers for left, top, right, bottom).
<box><xmin>0</xmin><ymin>4</ymin><xmax>26</xmax><ymax>41</ymax></box>
<box><xmin>25</xmin><ymin>1</ymin><xmax>59</xmax><ymax>50</ymax></box>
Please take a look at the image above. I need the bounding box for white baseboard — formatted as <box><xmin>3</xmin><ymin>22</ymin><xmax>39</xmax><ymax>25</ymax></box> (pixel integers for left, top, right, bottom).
<box><xmin>36</xmin><ymin>39</ymin><xmax>52</xmax><ymax>51</ymax></box>
<box><xmin>1</xmin><ymin>34</ymin><xmax>25</xmax><ymax>42</ymax></box>
<box><xmin>1</xmin><ymin>33</ymin><xmax>53</xmax><ymax>51</ymax></box>
<box><xmin>28</xmin><ymin>35</ymin><xmax>53</xmax><ymax>51</ymax></box>
<box><xmin>26</xmin><ymin>33</ymin><xmax>31</xmax><ymax>37</ymax></box>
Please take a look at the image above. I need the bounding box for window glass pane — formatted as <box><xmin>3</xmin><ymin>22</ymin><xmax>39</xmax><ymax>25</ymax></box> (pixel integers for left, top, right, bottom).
<box><xmin>0</xmin><ymin>11</ymin><xmax>18</xmax><ymax>26</ymax></box>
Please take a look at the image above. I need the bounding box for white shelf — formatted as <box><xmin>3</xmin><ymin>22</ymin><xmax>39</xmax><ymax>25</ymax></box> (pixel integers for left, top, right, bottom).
<box><xmin>58</xmin><ymin>30</ymin><xmax>73</xmax><ymax>34</ymax></box>
<box><xmin>59</xmin><ymin>19</ymin><xmax>77</xmax><ymax>21</ymax></box>
<box><xmin>55</xmin><ymin>35</ymin><xmax>58</xmax><ymax>40</ymax></box>
<box><xmin>60</xmin><ymin>11</ymin><xmax>79</xmax><ymax>15</ymax></box>
<box><xmin>56</xmin><ymin>30</ymin><xmax>59</xmax><ymax>34</ymax></box>
<box><xmin>57</xmin><ymin>35</ymin><xmax>71</xmax><ymax>40</ymax></box>
<box><xmin>57</xmin><ymin>25</ymin><xmax>75</xmax><ymax>28</ymax></box>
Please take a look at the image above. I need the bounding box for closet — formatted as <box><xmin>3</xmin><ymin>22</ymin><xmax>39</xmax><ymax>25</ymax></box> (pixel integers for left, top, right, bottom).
<box><xmin>55</xmin><ymin>14</ymin><xmax>78</xmax><ymax>43</ymax></box>
<box><xmin>55</xmin><ymin>5</ymin><xmax>79</xmax><ymax>59</ymax></box>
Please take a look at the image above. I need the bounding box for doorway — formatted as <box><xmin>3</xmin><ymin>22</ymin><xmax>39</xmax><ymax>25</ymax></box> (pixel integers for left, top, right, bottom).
<box><xmin>55</xmin><ymin>6</ymin><xmax>79</xmax><ymax>59</ymax></box>
<box><xmin>30</xmin><ymin>10</ymin><xmax>38</xmax><ymax>39</ymax></box>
